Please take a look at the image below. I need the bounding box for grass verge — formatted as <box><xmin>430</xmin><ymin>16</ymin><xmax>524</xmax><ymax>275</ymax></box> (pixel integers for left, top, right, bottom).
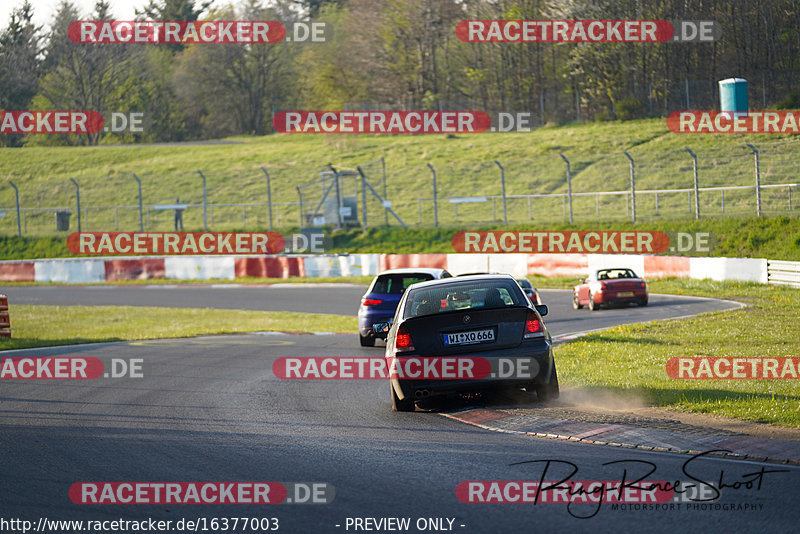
<box><xmin>554</xmin><ymin>280</ymin><xmax>800</xmax><ymax>428</ymax></box>
<box><xmin>0</xmin><ymin>305</ymin><xmax>357</xmax><ymax>350</ymax></box>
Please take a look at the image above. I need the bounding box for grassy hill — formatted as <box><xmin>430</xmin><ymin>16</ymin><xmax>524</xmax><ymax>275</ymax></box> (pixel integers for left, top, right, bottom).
<box><xmin>0</xmin><ymin>118</ymin><xmax>798</xmax><ymax>252</ymax></box>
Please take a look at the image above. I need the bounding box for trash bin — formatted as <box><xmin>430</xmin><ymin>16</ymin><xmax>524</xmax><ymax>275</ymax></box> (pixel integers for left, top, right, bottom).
<box><xmin>56</xmin><ymin>210</ymin><xmax>71</xmax><ymax>231</ymax></box>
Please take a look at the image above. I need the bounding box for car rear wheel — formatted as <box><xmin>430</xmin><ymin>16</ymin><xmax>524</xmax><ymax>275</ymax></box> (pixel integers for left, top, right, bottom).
<box><xmin>359</xmin><ymin>334</ymin><xmax>375</xmax><ymax>347</ymax></box>
<box><xmin>391</xmin><ymin>383</ymin><xmax>415</xmax><ymax>412</ymax></box>
<box><xmin>535</xmin><ymin>364</ymin><xmax>559</xmax><ymax>402</ymax></box>
<box><xmin>639</xmin><ymin>298</ymin><xmax>648</xmax><ymax>307</ymax></box>
<box><xmin>572</xmin><ymin>293</ymin><xmax>583</xmax><ymax>309</ymax></box>
<box><xmin>588</xmin><ymin>293</ymin><xmax>598</xmax><ymax>311</ymax></box>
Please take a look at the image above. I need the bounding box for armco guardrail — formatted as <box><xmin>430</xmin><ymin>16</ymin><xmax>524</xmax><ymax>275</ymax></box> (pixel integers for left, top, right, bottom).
<box><xmin>0</xmin><ymin>294</ymin><xmax>10</xmax><ymax>338</ymax></box>
<box><xmin>767</xmin><ymin>260</ymin><xmax>800</xmax><ymax>288</ymax></box>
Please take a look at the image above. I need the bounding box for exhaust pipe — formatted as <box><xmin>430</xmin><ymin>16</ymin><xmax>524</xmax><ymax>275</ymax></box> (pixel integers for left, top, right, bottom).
<box><xmin>414</xmin><ymin>389</ymin><xmax>430</xmax><ymax>399</ymax></box>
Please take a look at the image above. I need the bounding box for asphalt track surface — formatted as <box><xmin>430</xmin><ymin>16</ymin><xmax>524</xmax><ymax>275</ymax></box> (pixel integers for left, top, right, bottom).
<box><xmin>3</xmin><ymin>285</ymin><xmax>798</xmax><ymax>531</ymax></box>
<box><xmin>0</xmin><ymin>285</ymin><xmax>740</xmax><ymax>338</ymax></box>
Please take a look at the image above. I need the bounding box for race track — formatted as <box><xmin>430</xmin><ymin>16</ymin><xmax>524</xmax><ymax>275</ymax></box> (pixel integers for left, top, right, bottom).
<box><xmin>0</xmin><ymin>285</ymin><xmax>740</xmax><ymax>338</ymax></box>
<box><xmin>2</xmin><ymin>285</ymin><xmax>796</xmax><ymax>532</ymax></box>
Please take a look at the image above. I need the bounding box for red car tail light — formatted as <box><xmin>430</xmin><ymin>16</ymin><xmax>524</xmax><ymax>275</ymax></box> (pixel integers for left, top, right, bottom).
<box><xmin>600</xmin><ymin>283</ymin><xmax>607</xmax><ymax>290</ymax></box>
<box><xmin>524</xmin><ymin>311</ymin><xmax>544</xmax><ymax>339</ymax></box>
<box><xmin>361</xmin><ymin>298</ymin><xmax>383</xmax><ymax>306</ymax></box>
<box><xmin>640</xmin><ymin>282</ymin><xmax>646</xmax><ymax>288</ymax></box>
<box><xmin>395</xmin><ymin>325</ymin><xmax>415</xmax><ymax>352</ymax></box>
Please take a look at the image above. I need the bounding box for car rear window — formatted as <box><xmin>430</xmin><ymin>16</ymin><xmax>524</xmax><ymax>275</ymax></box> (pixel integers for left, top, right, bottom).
<box><xmin>372</xmin><ymin>274</ymin><xmax>434</xmax><ymax>295</ymax></box>
<box><xmin>404</xmin><ymin>280</ymin><xmax>524</xmax><ymax>317</ymax></box>
<box><xmin>597</xmin><ymin>269</ymin><xmax>638</xmax><ymax>280</ymax></box>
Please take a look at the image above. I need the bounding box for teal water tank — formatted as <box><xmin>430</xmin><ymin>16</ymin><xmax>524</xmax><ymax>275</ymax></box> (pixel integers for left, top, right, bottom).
<box><xmin>719</xmin><ymin>78</ymin><xmax>748</xmax><ymax>113</ymax></box>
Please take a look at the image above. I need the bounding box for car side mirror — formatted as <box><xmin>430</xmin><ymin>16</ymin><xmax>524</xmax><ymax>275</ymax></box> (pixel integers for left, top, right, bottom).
<box><xmin>535</xmin><ymin>305</ymin><xmax>548</xmax><ymax>317</ymax></box>
<box><xmin>373</xmin><ymin>322</ymin><xmax>390</xmax><ymax>334</ymax></box>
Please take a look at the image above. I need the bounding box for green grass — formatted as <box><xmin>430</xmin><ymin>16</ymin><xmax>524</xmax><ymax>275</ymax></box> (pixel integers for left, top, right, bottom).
<box><xmin>0</xmin><ymin>305</ymin><xmax>357</xmax><ymax>350</ymax></box>
<box><xmin>1</xmin><ymin>118</ymin><xmax>798</xmax><ymax>235</ymax></box>
<box><xmin>2</xmin><ymin>213</ymin><xmax>800</xmax><ymax>260</ymax></box>
<box><xmin>554</xmin><ymin>280</ymin><xmax>800</xmax><ymax>428</ymax></box>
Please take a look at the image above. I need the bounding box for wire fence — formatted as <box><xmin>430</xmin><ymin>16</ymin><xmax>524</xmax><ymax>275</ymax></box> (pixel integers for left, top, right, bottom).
<box><xmin>1</xmin><ymin>140</ymin><xmax>798</xmax><ymax>236</ymax></box>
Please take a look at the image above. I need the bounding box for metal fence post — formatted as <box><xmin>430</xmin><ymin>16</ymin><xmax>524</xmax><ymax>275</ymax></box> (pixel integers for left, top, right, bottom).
<box><xmin>296</xmin><ymin>186</ymin><xmax>303</xmax><ymax>228</ymax></box>
<box><xmin>623</xmin><ymin>151</ymin><xmax>636</xmax><ymax>222</ymax></box>
<box><xmin>8</xmin><ymin>181</ymin><xmax>21</xmax><ymax>236</ymax></box>
<box><xmin>328</xmin><ymin>164</ymin><xmax>342</xmax><ymax>228</ymax></box>
<box><xmin>559</xmin><ymin>154</ymin><xmax>573</xmax><ymax>223</ymax></box>
<box><xmin>132</xmin><ymin>173</ymin><xmax>143</xmax><ymax>231</ymax></box>
<box><xmin>746</xmin><ymin>143</ymin><xmax>762</xmax><ymax>217</ymax></box>
<box><xmin>261</xmin><ymin>167</ymin><xmax>273</xmax><ymax>230</ymax></box>
<box><xmin>70</xmin><ymin>178</ymin><xmax>81</xmax><ymax>232</ymax></box>
<box><xmin>382</xmin><ymin>157</ymin><xmax>388</xmax><ymax>226</ymax></box>
<box><xmin>357</xmin><ymin>166</ymin><xmax>368</xmax><ymax>233</ymax></box>
<box><xmin>685</xmin><ymin>148</ymin><xmax>700</xmax><ymax>219</ymax></box>
<box><xmin>198</xmin><ymin>170</ymin><xmax>208</xmax><ymax>230</ymax></box>
<box><xmin>495</xmin><ymin>160</ymin><xmax>508</xmax><ymax>225</ymax></box>
<box><xmin>427</xmin><ymin>163</ymin><xmax>438</xmax><ymax>228</ymax></box>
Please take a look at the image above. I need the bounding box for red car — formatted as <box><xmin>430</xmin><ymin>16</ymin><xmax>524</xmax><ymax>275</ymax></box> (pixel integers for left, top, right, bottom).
<box><xmin>573</xmin><ymin>268</ymin><xmax>648</xmax><ymax>311</ymax></box>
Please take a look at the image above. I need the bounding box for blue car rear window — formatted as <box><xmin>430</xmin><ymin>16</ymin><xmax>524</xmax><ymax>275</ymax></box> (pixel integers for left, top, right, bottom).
<box><xmin>373</xmin><ymin>274</ymin><xmax>433</xmax><ymax>295</ymax></box>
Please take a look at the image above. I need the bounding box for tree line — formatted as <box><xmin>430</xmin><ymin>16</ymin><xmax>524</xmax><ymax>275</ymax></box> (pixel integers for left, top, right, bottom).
<box><xmin>1</xmin><ymin>0</ymin><xmax>799</xmax><ymax>146</ymax></box>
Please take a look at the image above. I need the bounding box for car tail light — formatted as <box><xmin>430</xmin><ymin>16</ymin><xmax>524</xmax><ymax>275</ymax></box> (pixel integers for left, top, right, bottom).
<box><xmin>524</xmin><ymin>311</ymin><xmax>544</xmax><ymax>339</ymax></box>
<box><xmin>640</xmin><ymin>282</ymin><xmax>646</xmax><ymax>288</ymax></box>
<box><xmin>361</xmin><ymin>298</ymin><xmax>383</xmax><ymax>306</ymax></box>
<box><xmin>601</xmin><ymin>283</ymin><xmax>607</xmax><ymax>290</ymax></box>
<box><xmin>395</xmin><ymin>325</ymin><xmax>415</xmax><ymax>352</ymax></box>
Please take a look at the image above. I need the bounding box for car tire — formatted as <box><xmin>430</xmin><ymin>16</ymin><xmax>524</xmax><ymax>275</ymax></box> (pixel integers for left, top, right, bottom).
<box><xmin>588</xmin><ymin>293</ymin><xmax>598</xmax><ymax>311</ymax></box>
<box><xmin>572</xmin><ymin>293</ymin><xmax>583</xmax><ymax>309</ymax></box>
<box><xmin>391</xmin><ymin>383</ymin><xmax>414</xmax><ymax>412</ymax></box>
<box><xmin>359</xmin><ymin>334</ymin><xmax>375</xmax><ymax>347</ymax></box>
<box><xmin>535</xmin><ymin>364</ymin><xmax>560</xmax><ymax>402</ymax></box>
<box><xmin>639</xmin><ymin>298</ymin><xmax>648</xmax><ymax>307</ymax></box>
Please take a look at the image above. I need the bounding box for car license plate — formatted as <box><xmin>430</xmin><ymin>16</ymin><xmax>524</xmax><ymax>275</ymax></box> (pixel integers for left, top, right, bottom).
<box><xmin>443</xmin><ymin>329</ymin><xmax>495</xmax><ymax>346</ymax></box>
<box><xmin>618</xmin><ymin>291</ymin><xmax>634</xmax><ymax>297</ymax></box>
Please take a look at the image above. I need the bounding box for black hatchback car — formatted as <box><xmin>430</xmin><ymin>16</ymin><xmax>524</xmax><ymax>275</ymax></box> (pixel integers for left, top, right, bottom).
<box><xmin>374</xmin><ymin>274</ymin><xmax>558</xmax><ymax>411</ymax></box>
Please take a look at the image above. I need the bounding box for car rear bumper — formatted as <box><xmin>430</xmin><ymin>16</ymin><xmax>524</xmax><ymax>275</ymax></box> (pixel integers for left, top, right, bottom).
<box><xmin>358</xmin><ymin>312</ymin><xmax>395</xmax><ymax>338</ymax></box>
<box><xmin>595</xmin><ymin>290</ymin><xmax>647</xmax><ymax>305</ymax></box>
<box><xmin>390</xmin><ymin>341</ymin><xmax>554</xmax><ymax>401</ymax></box>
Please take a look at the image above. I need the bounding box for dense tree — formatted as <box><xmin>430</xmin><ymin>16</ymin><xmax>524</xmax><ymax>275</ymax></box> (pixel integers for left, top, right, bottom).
<box><xmin>0</xmin><ymin>1</ymin><xmax>42</xmax><ymax>146</ymax></box>
<box><xmin>4</xmin><ymin>0</ymin><xmax>800</xmax><ymax>143</ymax></box>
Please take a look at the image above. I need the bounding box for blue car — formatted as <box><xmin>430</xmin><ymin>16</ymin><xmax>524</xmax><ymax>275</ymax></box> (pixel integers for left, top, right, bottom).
<box><xmin>358</xmin><ymin>268</ymin><xmax>452</xmax><ymax>346</ymax></box>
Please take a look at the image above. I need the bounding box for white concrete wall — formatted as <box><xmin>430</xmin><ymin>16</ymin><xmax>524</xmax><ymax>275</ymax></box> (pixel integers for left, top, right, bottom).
<box><xmin>35</xmin><ymin>259</ymin><xmax>106</xmax><ymax>283</ymax></box>
<box><xmin>164</xmin><ymin>256</ymin><xmax>235</xmax><ymax>280</ymax></box>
